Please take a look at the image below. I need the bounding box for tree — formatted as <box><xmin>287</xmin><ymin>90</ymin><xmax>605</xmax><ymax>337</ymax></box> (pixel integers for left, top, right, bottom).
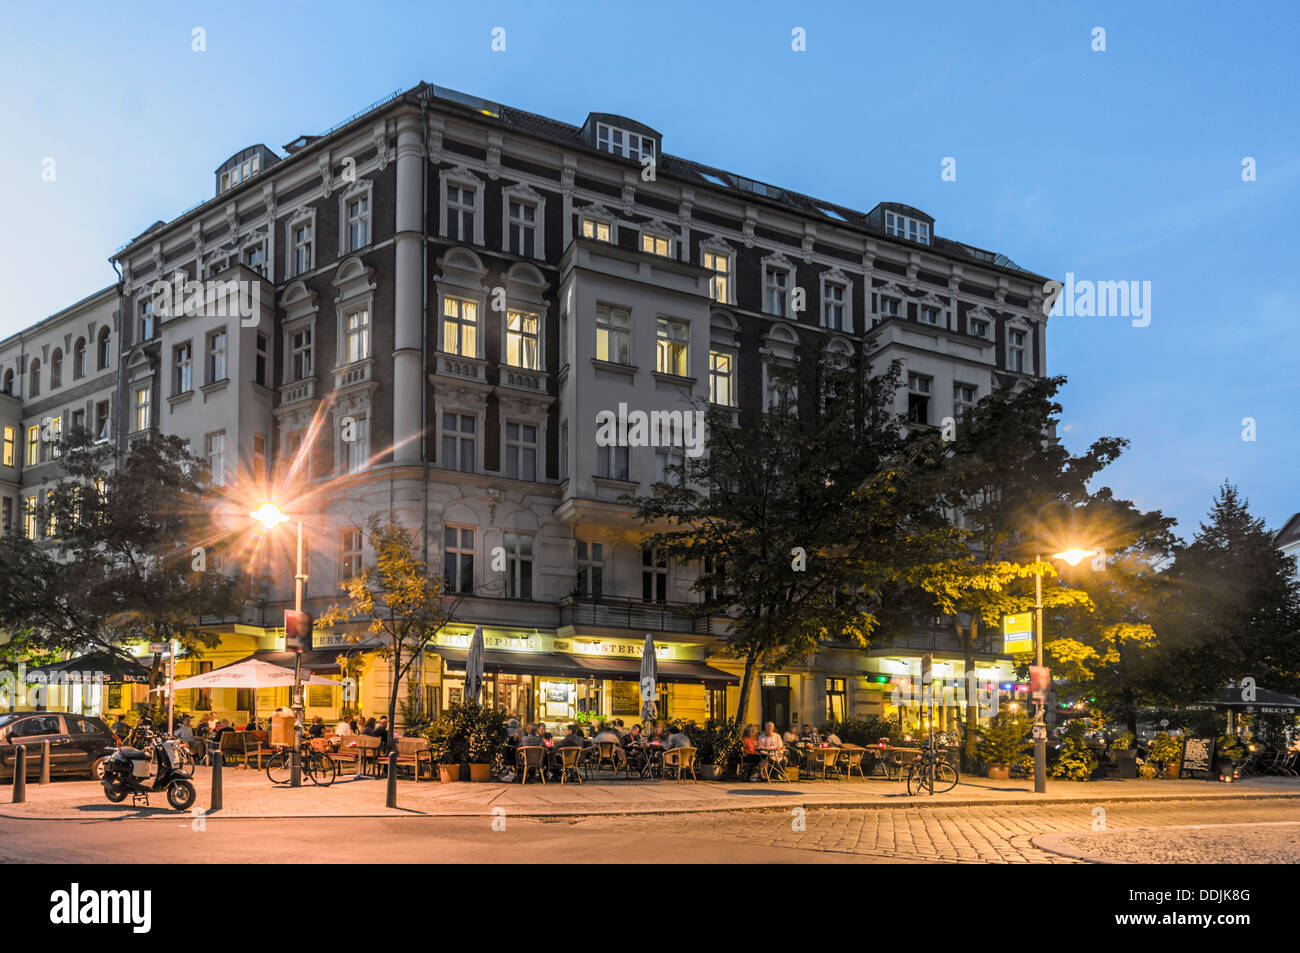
<box><xmin>903</xmin><ymin>377</ymin><xmax>1130</xmax><ymax>767</ymax></box>
<box><xmin>1158</xmin><ymin>483</ymin><xmax>1300</xmax><ymax>698</ymax></box>
<box><xmin>0</xmin><ymin>429</ymin><xmax>246</xmax><ymax>682</ymax></box>
<box><xmin>634</xmin><ymin>351</ymin><xmax>948</xmax><ymax>727</ymax></box>
<box><xmin>319</xmin><ymin>516</ymin><xmax>462</xmax><ymax>737</ymax></box>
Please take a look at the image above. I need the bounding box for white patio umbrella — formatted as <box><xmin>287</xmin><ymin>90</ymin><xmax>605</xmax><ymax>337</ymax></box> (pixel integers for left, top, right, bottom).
<box><xmin>465</xmin><ymin>628</ymin><xmax>485</xmax><ymax>706</ymax></box>
<box><xmin>153</xmin><ymin>658</ymin><xmax>343</xmax><ymax>692</ymax></box>
<box><xmin>639</xmin><ymin>634</ymin><xmax>658</xmax><ymax>725</ymax></box>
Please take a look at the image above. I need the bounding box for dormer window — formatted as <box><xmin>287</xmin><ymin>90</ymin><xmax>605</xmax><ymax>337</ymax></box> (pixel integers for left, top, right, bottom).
<box><xmin>884</xmin><ymin>210</ymin><xmax>930</xmax><ymax>244</ymax></box>
<box><xmin>219</xmin><ymin>152</ymin><xmax>262</xmax><ymax>193</ymax></box>
<box><xmin>595</xmin><ymin>122</ymin><xmax>656</xmax><ymax>162</ymax></box>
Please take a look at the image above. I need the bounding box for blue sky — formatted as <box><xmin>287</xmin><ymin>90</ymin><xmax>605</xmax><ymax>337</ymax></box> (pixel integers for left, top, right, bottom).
<box><xmin>3</xmin><ymin>1</ymin><xmax>1296</xmax><ymax>539</ymax></box>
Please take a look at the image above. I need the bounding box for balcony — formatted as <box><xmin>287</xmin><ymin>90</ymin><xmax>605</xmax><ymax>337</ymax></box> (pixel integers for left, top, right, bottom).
<box><xmin>333</xmin><ymin>358</ymin><xmax>373</xmax><ymax>391</ymax></box>
<box><xmin>500</xmin><ymin>365</ymin><xmax>546</xmax><ymax>393</ymax></box>
<box><xmin>559</xmin><ymin>595</ymin><xmax>723</xmax><ymax>636</ymax></box>
<box><xmin>436</xmin><ymin>353</ymin><xmax>487</xmax><ymax>383</ymax></box>
<box><xmin>874</xmin><ymin>625</ymin><xmax>1002</xmax><ymax>656</ymax></box>
<box><xmin>279</xmin><ymin>377</ymin><xmax>315</xmax><ymax>405</ymax></box>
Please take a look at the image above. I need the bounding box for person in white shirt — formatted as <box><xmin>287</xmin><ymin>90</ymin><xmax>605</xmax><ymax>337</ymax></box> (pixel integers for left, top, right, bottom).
<box><xmin>824</xmin><ymin>730</ymin><xmax>843</xmax><ymax>746</ymax></box>
<box><xmin>757</xmin><ymin>722</ymin><xmax>784</xmax><ymax>753</ymax></box>
<box><xmin>335</xmin><ymin>718</ymin><xmax>353</xmax><ymax>736</ymax></box>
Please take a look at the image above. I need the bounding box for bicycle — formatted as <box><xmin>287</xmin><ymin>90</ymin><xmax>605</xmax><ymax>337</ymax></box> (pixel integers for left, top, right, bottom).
<box><xmin>906</xmin><ymin>745</ymin><xmax>959</xmax><ymax>795</ymax></box>
<box><xmin>266</xmin><ymin>744</ymin><xmax>338</xmax><ymax>786</ymax></box>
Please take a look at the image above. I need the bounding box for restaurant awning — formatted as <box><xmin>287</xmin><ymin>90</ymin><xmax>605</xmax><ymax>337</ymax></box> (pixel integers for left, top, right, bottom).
<box><xmin>28</xmin><ymin>650</ymin><xmax>152</xmax><ymax>684</ymax></box>
<box><xmin>436</xmin><ymin>649</ymin><xmax>590</xmax><ymax>678</ymax></box>
<box><xmin>1189</xmin><ymin>685</ymin><xmax>1300</xmax><ymax>714</ymax></box>
<box><xmin>566</xmin><ymin>655</ymin><xmax>740</xmax><ymax>686</ymax></box>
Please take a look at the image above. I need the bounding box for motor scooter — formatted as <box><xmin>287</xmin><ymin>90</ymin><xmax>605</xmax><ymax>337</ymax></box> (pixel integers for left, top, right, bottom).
<box><xmin>101</xmin><ymin>732</ymin><xmax>196</xmax><ymax>811</ymax></box>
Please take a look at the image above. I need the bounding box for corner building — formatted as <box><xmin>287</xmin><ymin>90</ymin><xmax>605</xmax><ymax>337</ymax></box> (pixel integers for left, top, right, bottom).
<box><xmin>4</xmin><ymin>84</ymin><xmax>1051</xmax><ymax>733</ymax></box>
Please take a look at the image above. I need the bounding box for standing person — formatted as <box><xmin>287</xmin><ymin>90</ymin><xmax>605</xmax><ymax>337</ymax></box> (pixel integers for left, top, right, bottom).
<box><xmin>111</xmin><ymin>714</ymin><xmax>130</xmax><ymax>743</ymax></box>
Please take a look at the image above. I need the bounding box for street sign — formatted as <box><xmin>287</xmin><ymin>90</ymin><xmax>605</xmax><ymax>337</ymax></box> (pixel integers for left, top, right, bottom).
<box><xmin>149</xmin><ymin>642</ymin><xmax>169</xmax><ymax>654</ymax></box>
<box><xmin>1002</xmin><ymin>613</ymin><xmax>1033</xmax><ymax>653</ymax></box>
<box><xmin>284</xmin><ymin>610</ymin><xmax>313</xmax><ymax>653</ymax></box>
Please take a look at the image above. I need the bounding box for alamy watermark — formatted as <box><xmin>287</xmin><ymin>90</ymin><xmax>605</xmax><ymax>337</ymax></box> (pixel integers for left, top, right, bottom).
<box><xmin>151</xmin><ymin>271</ymin><xmax>261</xmax><ymax>328</ymax></box>
<box><xmin>1042</xmin><ymin>273</ymin><xmax>1151</xmax><ymax>327</ymax></box>
<box><xmin>594</xmin><ymin>403</ymin><xmax>706</xmax><ymax>458</ymax></box>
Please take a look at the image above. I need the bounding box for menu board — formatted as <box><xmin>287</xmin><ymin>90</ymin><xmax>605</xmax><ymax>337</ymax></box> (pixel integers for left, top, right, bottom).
<box><xmin>611</xmin><ymin>680</ymin><xmax>640</xmax><ymax>716</ymax></box>
<box><xmin>1180</xmin><ymin>737</ymin><xmax>1215</xmax><ymax>778</ymax></box>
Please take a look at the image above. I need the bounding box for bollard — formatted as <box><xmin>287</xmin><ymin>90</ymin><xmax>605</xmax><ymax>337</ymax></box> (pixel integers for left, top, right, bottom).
<box><xmin>12</xmin><ymin>745</ymin><xmax>26</xmax><ymax>803</ymax></box>
<box><xmin>386</xmin><ymin>751</ymin><xmax>398</xmax><ymax>809</ymax></box>
<box><xmin>39</xmin><ymin>740</ymin><xmax>50</xmax><ymax>785</ymax></box>
<box><xmin>210</xmin><ymin>745</ymin><xmax>223</xmax><ymax>813</ymax></box>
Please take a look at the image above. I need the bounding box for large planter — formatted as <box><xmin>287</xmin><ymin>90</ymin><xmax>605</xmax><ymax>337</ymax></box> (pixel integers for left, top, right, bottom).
<box><xmin>697</xmin><ymin>764</ymin><xmax>724</xmax><ymax>781</ymax></box>
<box><xmin>986</xmin><ymin>764</ymin><xmax>1010</xmax><ymax>781</ymax></box>
<box><xmin>468</xmin><ymin>763</ymin><xmax>492</xmax><ymax>782</ymax></box>
<box><xmin>438</xmin><ymin>764</ymin><xmax>462</xmax><ymax>783</ymax></box>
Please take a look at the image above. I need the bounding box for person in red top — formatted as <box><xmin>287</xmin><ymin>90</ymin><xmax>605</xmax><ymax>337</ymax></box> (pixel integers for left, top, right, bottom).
<box><xmin>740</xmin><ymin>725</ymin><xmax>762</xmax><ymax>781</ymax></box>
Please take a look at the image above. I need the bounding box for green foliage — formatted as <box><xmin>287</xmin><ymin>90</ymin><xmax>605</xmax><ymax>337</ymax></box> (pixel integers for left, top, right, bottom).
<box><xmin>1146</xmin><ymin>731</ymin><xmax>1182</xmax><ymax>769</ymax></box>
<box><xmin>422</xmin><ymin>701</ymin><xmax>509</xmax><ymax>765</ymax></box>
<box><xmin>1049</xmin><ymin>721</ymin><xmax>1098</xmax><ymax>781</ymax></box>
<box><xmin>1215</xmin><ymin>734</ymin><xmax>1245</xmax><ymax>765</ymax></box>
<box><xmin>820</xmin><ymin>717</ymin><xmax>900</xmax><ymax>746</ymax></box>
<box><xmin>977</xmin><ymin>713</ymin><xmax>1031</xmax><ymax>766</ymax></box>
<box><xmin>399</xmin><ymin>672</ymin><xmax>431</xmax><ymax>735</ymax></box>
<box><xmin>1108</xmin><ymin>731</ymin><xmax>1136</xmax><ymax>751</ymax></box>
<box><xmin>680</xmin><ymin>718</ymin><xmax>742</xmax><ymax>766</ymax></box>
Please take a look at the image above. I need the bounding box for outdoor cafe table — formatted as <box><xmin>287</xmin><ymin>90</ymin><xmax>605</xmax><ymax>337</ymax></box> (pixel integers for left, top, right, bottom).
<box><xmin>627</xmin><ymin>743</ymin><xmax>664</xmax><ymax>778</ymax></box>
<box><xmin>799</xmin><ymin>745</ymin><xmax>843</xmax><ymax>780</ymax></box>
<box><xmin>865</xmin><ymin>746</ymin><xmax>923</xmax><ymax>779</ymax></box>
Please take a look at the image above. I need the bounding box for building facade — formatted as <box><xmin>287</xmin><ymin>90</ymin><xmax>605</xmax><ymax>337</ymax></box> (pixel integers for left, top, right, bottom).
<box><xmin>3</xmin><ymin>83</ymin><xmax>1053</xmax><ymax>733</ymax></box>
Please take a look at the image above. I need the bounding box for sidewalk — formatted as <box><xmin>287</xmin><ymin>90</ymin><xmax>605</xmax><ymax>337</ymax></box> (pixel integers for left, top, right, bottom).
<box><xmin>4</xmin><ymin>768</ymin><xmax>1299</xmax><ymax>820</ymax></box>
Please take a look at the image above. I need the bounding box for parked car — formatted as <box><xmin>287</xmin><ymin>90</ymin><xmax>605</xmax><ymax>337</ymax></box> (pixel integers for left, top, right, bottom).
<box><xmin>0</xmin><ymin>712</ymin><xmax>119</xmax><ymax>780</ymax></box>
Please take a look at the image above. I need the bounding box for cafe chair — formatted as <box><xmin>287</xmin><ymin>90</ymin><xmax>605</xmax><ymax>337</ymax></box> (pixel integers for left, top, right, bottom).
<box><xmin>661</xmin><ymin>747</ymin><xmax>697</xmax><ymax>783</ymax></box>
<box><xmin>840</xmin><ymin>748</ymin><xmax>866</xmax><ymax>781</ymax></box>
<box><xmin>218</xmin><ymin>731</ymin><xmax>246</xmax><ymax>767</ymax></box>
<box><xmin>593</xmin><ymin>741</ymin><xmax>621</xmax><ymax>778</ymax></box>
<box><xmin>552</xmin><ymin>746</ymin><xmax>583</xmax><ymax>785</ymax></box>
<box><xmin>516</xmin><ymin>745</ymin><xmax>547</xmax><ymax>785</ymax></box>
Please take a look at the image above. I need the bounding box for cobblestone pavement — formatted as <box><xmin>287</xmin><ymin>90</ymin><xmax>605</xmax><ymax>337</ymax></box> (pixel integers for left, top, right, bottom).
<box><xmin>1044</xmin><ymin>822</ymin><xmax>1300</xmax><ymax>864</ymax></box>
<box><xmin>568</xmin><ymin>799</ymin><xmax>1300</xmax><ymax>863</ymax></box>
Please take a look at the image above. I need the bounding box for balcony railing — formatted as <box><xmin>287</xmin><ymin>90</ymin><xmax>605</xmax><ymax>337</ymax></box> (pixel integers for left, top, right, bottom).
<box><xmin>874</xmin><ymin>625</ymin><xmax>1001</xmax><ymax>655</ymax></box>
<box><xmin>559</xmin><ymin>595</ymin><xmax>722</xmax><ymax>636</ymax></box>
<box><xmin>280</xmin><ymin>377</ymin><xmax>315</xmax><ymax>405</ymax></box>
<box><xmin>334</xmin><ymin>359</ymin><xmax>373</xmax><ymax>391</ymax></box>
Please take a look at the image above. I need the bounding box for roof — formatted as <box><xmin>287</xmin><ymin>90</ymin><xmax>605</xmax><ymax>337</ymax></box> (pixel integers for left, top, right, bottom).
<box><xmin>111</xmin><ymin>81</ymin><xmax>1044</xmax><ymax>283</ymax></box>
<box><xmin>1274</xmin><ymin>513</ymin><xmax>1300</xmax><ymax>547</ymax></box>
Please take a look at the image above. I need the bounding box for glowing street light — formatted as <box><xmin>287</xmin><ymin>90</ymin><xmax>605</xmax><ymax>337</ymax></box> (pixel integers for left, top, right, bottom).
<box><xmin>250</xmin><ymin>501</ymin><xmax>291</xmax><ymax>530</ymax></box>
<box><xmin>1051</xmin><ymin>547</ymin><xmax>1099</xmax><ymax>567</ymax></box>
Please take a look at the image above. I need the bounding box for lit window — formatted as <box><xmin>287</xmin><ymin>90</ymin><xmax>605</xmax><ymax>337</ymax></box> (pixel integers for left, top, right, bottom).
<box><xmin>703</xmin><ymin>250</ymin><xmax>730</xmax><ymax>303</ymax></box>
<box><xmin>826</xmin><ymin>677</ymin><xmax>847</xmax><ymax>722</ymax></box>
<box><xmin>24</xmin><ymin>496</ymin><xmax>37</xmax><ymax>539</ymax></box>
<box><xmin>26</xmin><ymin>425</ymin><xmax>39</xmax><ymax>466</ymax></box>
<box><xmin>345</xmin><ymin>309</ymin><xmax>370</xmax><ymax>364</ymax></box>
<box><xmin>2</xmin><ymin>426</ymin><xmax>13</xmax><ymax>467</ymax></box>
<box><xmin>442</xmin><ymin>297</ymin><xmax>478</xmax><ymax>357</ymax></box>
<box><xmin>596</xmin><ymin>304</ymin><xmax>631</xmax><ymax>365</ymax></box>
<box><xmin>709</xmin><ymin>350</ymin><xmax>735</xmax><ymax>407</ymax></box>
<box><xmin>505</xmin><ymin>309</ymin><xmax>540</xmax><ymax>370</ymax></box>
<box><xmin>47</xmin><ymin>417</ymin><xmax>62</xmax><ymax>459</ymax></box>
<box><xmin>656</xmin><ymin>317</ymin><xmax>689</xmax><ymax>377</ymax></box>
<box><xmin>133</xmin><ymin>387</ymin><xmax>151</xmax><ymax>432</ymax></box>
<box><xmin>504</xmin><ymin>421</ymin><xmax>537</xmax><ymax>481</ymax></box>
<box><xmin>641</xmin><ymin>232</ymin><xmax>672</xmax><ymax>257</ymax></box>
<box><xmin>581</xmin><ymin>217</ymin><xmax>612</xmax><ymax>242</ymax></box>
<box><xmin>508</xmin><ymin>199</ymin><xmax>537</xmax><ymax>257</ymax></box>
<box><xmin>763</xmin><ymin>265</ymin><xmax>790</xmax><ymax>317</ymax></box>
<box><xmin>503</xmin><ymin>532</ymin><xmax>534</xmax><ymax>599</ymax></box>
<box><xmin>444</xmin><ymin>526</ymin><xmax>475</xmax><ymax>594</ymax></box>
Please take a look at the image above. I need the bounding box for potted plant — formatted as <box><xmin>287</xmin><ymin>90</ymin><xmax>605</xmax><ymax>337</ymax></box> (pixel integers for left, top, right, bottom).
<box><xmin>424</xmin><ymin>701</ymin><xmax>508</xmax><ymax>782</ymax></box>
<box><xmin>1147</xmin><ymin>732</ymin><xmax>1183</xmax><ymax>779</ymax></box>
<box><xmin>1048</xmin><ymin>721</ymin><xmax>1098</xmax><ymax>781</ymax></box>
<box><xmin>684</xmin><ymin>719</ymin><xmax>740</xmax><ymax>780</ymax></box>
<box><xmin>977</xmin><ymin>714</ymin><xmax>1030</xmax><ymax>780</ymax></box>
<box><xmin>466</xmin><ymin>705</ymin><xmax>509</xmax><ymax>781</ymax></box>
<box><xmin>1108</xmin><ymin>731</ymin><xmax>1138</xmax><ymax>778</ymax></box>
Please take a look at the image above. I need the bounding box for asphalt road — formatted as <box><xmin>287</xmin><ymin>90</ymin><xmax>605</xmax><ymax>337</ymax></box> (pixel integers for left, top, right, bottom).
<box><xmin>3</xmin><ymin>798</ymin><xmax>1297</xmax><ymax>864</ymax></box>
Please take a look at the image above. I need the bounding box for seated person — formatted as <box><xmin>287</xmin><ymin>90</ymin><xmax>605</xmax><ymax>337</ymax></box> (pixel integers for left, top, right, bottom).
<box><xmin>308</xmin><ymin>717</ymin><xmax>325</xmax><ymax>738</ymax></box>
<box><xmin>591</xmin><ymin>723</ymin><xmax>627</xmax><ymax>766</ymax></box>
<box><xmin>555</xmin><ymin>724</ymin><xmax>584</xmax><ymax>749</ymax></box>
<box><xmin>740</xmin><ymin>726</ymin><xmax>762</xmax><ymax>781</ymax></box>
<box><xmin>798</xmin><ymin>723</ymin><xmax>821</xmax><ymax>746</ymax></box>
<box><xmin>662</xmin><ymin>724</ymin><xmax>692</xmax><ymax>750</ymax></box>
<box><xmin>823</xmin><ymin>728</ymin><xmax>843</xmax><ymax>746</ymax></box>
<box><xmin>517</xmin><ymin>723</ymin><xmax>543</xmax><ymax>747</ymax></box>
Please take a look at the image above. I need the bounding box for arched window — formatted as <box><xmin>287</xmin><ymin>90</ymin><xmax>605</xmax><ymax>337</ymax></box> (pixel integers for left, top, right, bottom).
<box><xmin>50</xmin><ymin>349</ymin><xmax>63</xmax><ymax>388</ymax></box>
<box><xmin>28</xmin><ymin>359</ymin><xmax>40</xmax><ymax>397</ymax></box>
<box><xmin>73</xmin><ymin>338</ymin><xmax>86</xmax><ymax>379</ymax></box>
<box><xmin>97</xmin><ymin>327</ymin><xmax>112</xmax><ymax>370</ymax></box>
<box><xmin>2</xmin><ymin>369</ymin><xmax>12</xmax><ymax>394</ymax></box>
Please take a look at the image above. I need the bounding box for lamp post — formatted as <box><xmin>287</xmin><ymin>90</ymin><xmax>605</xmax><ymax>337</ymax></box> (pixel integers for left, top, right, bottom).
<box><xmin>1033</xmin><ymin>547</ymin><xmax>1099</xmax><ymax>794</ymax></box>
<box><xmin>252</xmin><ymin>502</ymin><xmax>306</xmax><ymax>788</ymax></box>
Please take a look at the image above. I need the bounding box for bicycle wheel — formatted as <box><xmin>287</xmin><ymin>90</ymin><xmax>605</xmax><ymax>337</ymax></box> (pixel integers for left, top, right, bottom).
<box><xmin>905</xmin><ymin>762</ymin><xmax>926</xmax><ymax>796</ymax></box>
<box><xmin>932</xmin><ymin>761</ymin><xmax>959</xmax><ymax>793</ymax></box>
<box><xmin>266</xmin><ymin>750</ymin><xmax>292</xmax><ymax>785</ymax></box>
<box><xmin>306</xmin><ymin>753</ymin><xmax>337</xmax><ymax>787</ymax></box>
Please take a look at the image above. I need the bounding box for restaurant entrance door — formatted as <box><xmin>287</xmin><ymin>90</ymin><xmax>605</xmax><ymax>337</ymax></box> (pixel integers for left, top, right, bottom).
<box><xmin>761</xmin><ymin>686</ymin><xmax>790</xmax><ymax>732</ymax></box>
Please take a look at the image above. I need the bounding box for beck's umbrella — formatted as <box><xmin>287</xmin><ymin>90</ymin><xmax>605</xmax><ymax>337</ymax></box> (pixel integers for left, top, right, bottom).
<box><xmin>28</xmin><ymin>650</ymin><xmax>151</xmax><ymax>685</ymax></box>
<box><xmin>639</xmin><ymin>633</ymin><xmax>658</xmax><ymax>723</ymax></box>
<box><xmin>466</xmin><ymin>628</ymin><xmax>485</xmax><ymax>705</ymax></box>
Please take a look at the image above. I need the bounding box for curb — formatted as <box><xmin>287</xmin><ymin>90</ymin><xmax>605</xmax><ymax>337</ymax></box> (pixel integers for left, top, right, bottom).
<box><xmin>3</xmin><ymin>791</ymin><xmax>1298</xmax><ymax>822</ymax></box>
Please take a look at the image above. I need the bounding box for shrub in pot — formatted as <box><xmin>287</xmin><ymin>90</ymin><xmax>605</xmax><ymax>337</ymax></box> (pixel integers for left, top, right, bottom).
<box><xmin>976</xmin><ymin>713</ymin><xmax>1030</xmax><ymax>780</ymax></box>
<box><xmin>1146</xmin><ymin>732</ymin><xmax>1183</xmax><ymax>778</ymax></box>
<box><xmin>683</xmin><ymin>718</ymin><xmax>740</xmax><ymax>780</ymax></box>
<box><xmin>1049</xmin><ymin>721</ymin><xmax>1098</xmax><ymax>781</ymax></box>
<box><xmin>423</xmin><ymin>701</ymin><xmax>509</xmax><ymax>782</ymax></box>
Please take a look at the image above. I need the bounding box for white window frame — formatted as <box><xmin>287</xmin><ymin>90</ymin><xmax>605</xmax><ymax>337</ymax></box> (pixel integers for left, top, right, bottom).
<box><xmin>206</xmin><ymin>328</ymin><xmax>228</xmax><ymax>384</ymax></box>
<box><xmin>502</xmin><ymin>184</ymin><xmax>545</xmax><ymax>259</ymax></box>
<box><xmin>595</xmin><ymin>303</ymin><xmax>631</xmax><ymax>365</ymax></box>
<box><xmin>444</xmin><ymin>525</ymin><xmax>476</xmax><ymax>595</ymax></box>
<box><xmin>205</xmin><ymin>430</ymin><xmax>227</xmax><ymax>487</ymax></box>
<box><xmin>440</xmin><ymin>167</ymin><xmax>485</xmax><ymax>245</ymax></box>
<box><xmin>884</xmin><ymin>210</ymin><xmax>930</xmax><ymax>245</ymax></box>
<box><xmin>503</xmin><ymin>532</ymin><xmax>535</xmax><ymax>600</ymax></box>
<box><xmin>173</xmin><ymin>341</ymin><xmax>193</xmax><ymax>395</ymax></box>
<box><xmin>343</xmin><ymin>307</ymin><xmax>371</xmax><ymax>365</ymax></box>
<box><xmin>878</xmin><ymin>294</ymin><xmax>902</xmax><ymax>321</ymax></box>
<box><xmin>441</xmin><ymin>295</ymin><xmax>481</xmax><ymax>358</ymax></box>
<box><xmin>595</xmin><ymin>441</ymin><xmax>630</xmax><ymax>482</ymax></box>
<box><xmin>595</xmin><ymin>122</ymin><xmax>656</xmax><ymax>162</ymax></box>
<box><xmin>580</xmin><ymin>211</ymin><xmax>614</xmax><ymax>243</ymax></box>
<box><xmin>953</xmin><ymin>382</ymin><xmax>977</xmax><ymax>419</ymax></box>
<box><xmin>656</xmin><ymin>316</ymin><xmax>690</xmax><ymax>377</ymax></box>
<box><xmin>762</xmin><ymin>254</ymin><xmax>795</xmax><ymax>318</ymax></box>
<box><xmin>287</xmin><ymin>207</ymin><xmax>317</xmax><ymax>277</ymax></box>
<box><xmin>576</xmin><ymin>540</ymin><xmax>604</xmax><ymax>598</ymax></box>
<box><xmin>505</xmin><ymin>308</ymin><xmax>541</xmax><ymax>370</ymax></box>
<box><xmin>641</xmin><ymin>230</ymin><xmax>673</xmax><ymax>258</ymax></box>
<box><xmin>700</xmin><ymin>238</ymin><xmax>735</xmax><ymax>305</ymax></box>
<box><xmin>339</xmin><ymin>528</ymin><xmax>364</xmax><ymax>584</ymax></box>
<box><xmin>1006</xmin><ymin>322</ymin><xmax>1030</xmax><ymax>374</ymax></box>
<box><xmin>133</xmin><ymin>385</ymin><xmax>151</xmax><ymax>432</ymax></box>
<box><xmin>439</xmin><ymin>409</ymin><xmax>480</xmax><ymax>474</ymax></box>
<box><xmin>967</xmin><ymin>310</ymin><xmax>992</xmax><ymax>340</ymax></box>
<box><xmin>709</xmin><ymin>348</ymin><xmax>737</xmax><ymax>407</ymax></box>
<box><xmin>820</xmin><ymin>269</ymin><xmax>852</xmax><ymax>332</ymax></box>
<box><xmin>503</xmin><ymin>419</ymin><xmax>539</xmax><ymax>482</ymax></box>
<box><xmin>919</xmin><ymin>304</ymin><xmax>947</xmax><ymax>329</ymax></box>
<box><xmin>339</xmin><ymin>181</ymin><xmax>373</xmax><ymax>254</ymax></box>
<box><xmin>337</xmin><ymin>408</ymin><xmax>371</xmax><ymax>475</ymax></box>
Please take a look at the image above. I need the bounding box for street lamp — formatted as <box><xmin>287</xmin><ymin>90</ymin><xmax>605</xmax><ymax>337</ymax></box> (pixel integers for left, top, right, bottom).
<box><xmin>1032</xmin><ymin>547</ymin><xmax>1101</xmax><ymax>794</ymax></box>
<box><xmin>252</xmin><ymin>501</ymin><xmax>308</xmax><ymax>788</ymax></box>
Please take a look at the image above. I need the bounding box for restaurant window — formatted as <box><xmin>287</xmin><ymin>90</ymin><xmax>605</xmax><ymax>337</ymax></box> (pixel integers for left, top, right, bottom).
<box><xmin>707</xmin><ymin>687</ymin><xmax>727</xmax><ymax>722</ymax></box>
<box><xmin>195</xmin><ymin>662</ymin><xmax>213</xmax><ymax>710</ymax></box>
<box><xmin>107</xmin><ymin>683</ymin><xmax>123</xmax><ymax>710</ymax></box>
<box><xmin>444</xmin><ymin>526</ymin><xmax>474</xmax><ymax>594</ymax></box>
<box><xmin>576</xmin><ymin>540</ymin><xmax>604</xmax><ymax>597</ymax></box>
<box><xmin>826</xmin><ymin>677</ymin><xmax>847</xmax><ymax>723</ymax></box>
<box><xmin>504</xmin><ymin>421</ymin><xmax>537</xmax><ymax>482</ymax></box>
<box><xmin>440</xmin><ymin>412</ymin><xmax>476</xmax><ymax>473</ymax></box>
<box><xmin>340</xmin><ymin>528</ymin><xmax>363</xmax><ymax>583</ymax></box>
<box><xmin>642</xmin><ymin>547</ymin><xmax>668</xmax><ymax>604</ymax></box>
<box><xmin>504</xmin><ymin>532</ymin><xmax>534</xmax><ymax>600</ymax></box>
<box><xmin>236</xmin><ymin>688</ymin><xmax>254</xmax><ymax>712</ymax></box>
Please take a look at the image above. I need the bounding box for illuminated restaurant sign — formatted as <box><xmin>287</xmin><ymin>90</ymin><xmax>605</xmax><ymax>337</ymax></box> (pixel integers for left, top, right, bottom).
<box><xmin>434</xmin><ymin>629</ymin><xmax>540</xmax><ymax>652</ymax></box>
<box><xmin>570</xmin><ymin>638</ymin><xmax>672</xmax><ymax>659</ymax></box>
